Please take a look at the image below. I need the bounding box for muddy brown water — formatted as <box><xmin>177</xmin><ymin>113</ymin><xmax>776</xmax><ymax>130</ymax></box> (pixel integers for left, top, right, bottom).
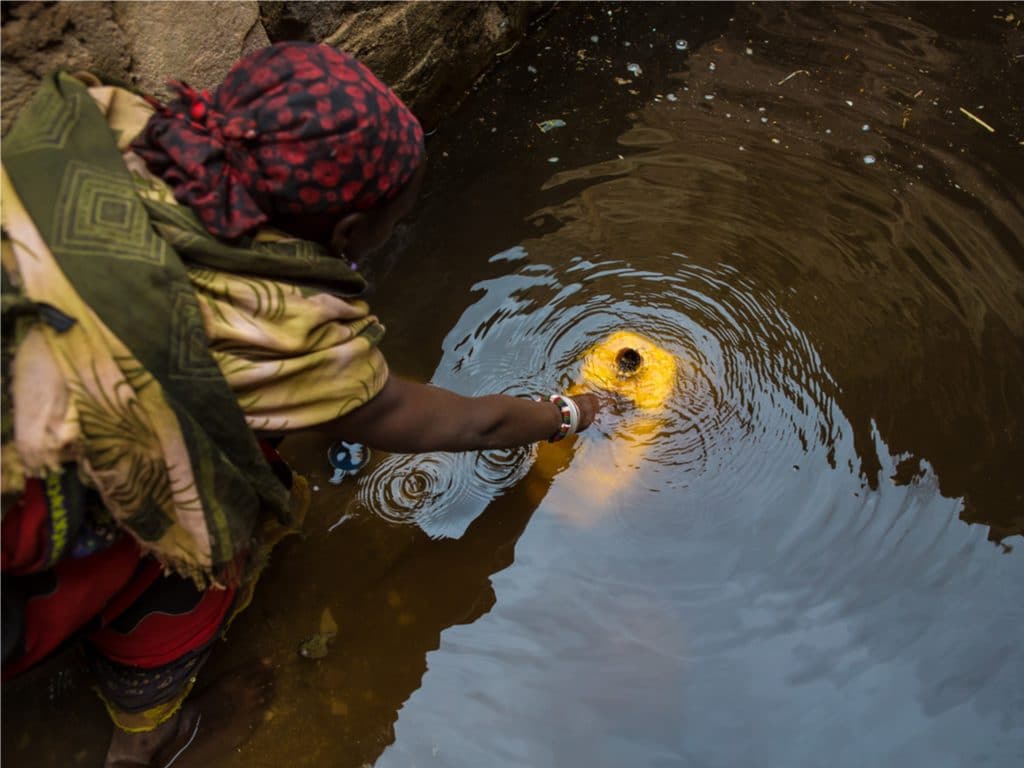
<box><xmin>4</xmin><ymin>3</ymin><xmax>1023</xmax><ymax>767</ymax></box>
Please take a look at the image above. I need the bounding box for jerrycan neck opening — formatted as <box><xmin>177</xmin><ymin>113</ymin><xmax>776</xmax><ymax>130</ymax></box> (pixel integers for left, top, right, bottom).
<box><xmin>615</xmin><ymin>347</ymin><xmax>643</xmax><ymax>376</ymax></box>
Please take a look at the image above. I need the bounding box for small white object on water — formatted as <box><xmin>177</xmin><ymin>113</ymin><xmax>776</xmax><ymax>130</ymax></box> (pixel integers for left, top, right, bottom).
<box><xmin>916</xmin><ymin>163</ymin><xmax>924</xmax><ymax>169</ymax></box>
<box><xmin>709</xmin><ymin>62</ymin><xmax>717</xmax><ymax>71</ymax></box>
<box><xmin>527</xmin><ymin>65</ymin><xmax>538</xmax><ymax>74</ymax></box>
<box><xmin>624</xmin><ymin>41</ymin><xmax>632</xmax><ymax>47</ymax></box>
<box><xmin>745</xmin><ymin>47</ymin><xmax>754</xmax><ymax>55</ymax></box>
<box><xmin>739</xmin><ymin>145</ymin><xmax>746</xmax><ymax>151</ymax></box>
<box><xmin>590</xmin><ymin>35</ymin><xmax>599</xmax><ymax>43</ymax></box>
<box><xmin>825</xmin><ymin>128</ymin><xmax>832</xmax><ymax>134</ymax></box>
<box><xmin>726</xmin><ymin>112</ymin><xmax>732</xmax><ymax>118</ymax></box>
<box><xmin>758</xmin><ymin>106</ymin><xmax>766</xmax><ymax>112</ymax></box>
<box><xmin>760</xmin><ymin>116</ymin><xmax>768</xmax><ymax>123</ymax></box>
<box><xmin>666</xmin><ymin>93</ymin><xmax>679</xmax><ymax>102</ymax></box>
<box><xmin>771</xmin><ymin>137</ymin><xmax>781</xmax><ymax>144</ymax></box>
<box><xmin>675</xmin><ymin>39</ymin><xmax>689</xmax><ymax>51</ymax></box>
<box><xmin>627</xmin><ymin>62</ymin><xmax>642</xmax><ymax>76</ymax></box>
<box><xmin>845</xmin><ymin>99</ymin><xmax>854</xmax><ymax>107</ymax></box>
<box><xmin>327</xmin><ymin>514</ymin><xmax>352</xmax><ymax>533</ymax></box>
<box><xmin>547</xmin><ymin>156</ymin><xmax>560</xmax><ymax>163</ymax></box>
<box><xmin>313</xmin><ymin>485</ymin><xmax>320</xmax><ymax>492</ymax></box>
<box><xmin>704</xmin><ymin>94</ymin><xmax>715</xmax><ymax>101</ymax></box>
<box><xmin>861</xmin><ymin>124</ymin><xmax>870</xmax><ymax>131</ymax></box>
<box><xmin>863</xmin><ymin>154</ymin><xmax>876</xmax><ymax>164</ymax></box>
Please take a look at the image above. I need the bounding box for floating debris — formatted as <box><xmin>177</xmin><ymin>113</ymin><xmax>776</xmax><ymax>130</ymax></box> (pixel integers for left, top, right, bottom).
<box><xmin>863</xmin><ymin>154</ymin><xmax>877</xmax><ymax>165</ymax></box>
<box><xmin>547</xmin><ymin>156</ymin><xmax>560</xmax><ymax>163</ymax></box>
<box><xmin>328</xmin><ymin>440</ymin><xmax>369</xmax><ymax>485</ymax></box>
<box><xmin>777</xmin><ymin>69</ymin><xmax>810</xmax><ymax>85</ymax></box>
<box><xmin>675</xmin><ymin>39</ymin><xmax>689</xmax><ymax>51</ymax></box>
<box><xmin>626</xmin><ymin>62</ymin><xmax>643</xmax><ymax>76</ymax></box>
<box><xmin>527</xmin><ymin>65</ymin><xmax>538</xmax><ymax>74</ymax></box>
<box><xmin>845</xmin><ymin>99</ymin><xmax>854</xmax><ymax>107</ymax></box>
<box><xmin>624</xmin><ymin>41</ymin><xmax>632</xmax><ymax>47</ymax></box>
<box><xmin>709</xmin><ymin>62</ymin><xmax>717</xmax><ymax>71</ymax></box>
<box><xmin>590</xmin><ymin>35</ymin><xmax>599</xmax><ymax>43</ymax></box>
<box><xmin>666</xmin><ymin>93</ymin><xmax>679</xmax><ymax>102</ymax></box>
<box><xmin>614</xmin><ymin>76</ymin><xmax>631</xmax><ymax>85</ymax></box>
<box><xmin>704</xmin><ymin>94</ymin><xmax>715</xmax><ymax>101</ymax></box>
<box><xmin>959</xmin><ymin>106</ymin><xmax>995</xmax><ymax>133</ymax></box>
<box><xmin>536</xmin><ymin>119</ymin><xmax>567</xmax><ymax>133</ymax></box>
<box><xmin>298</xmin><ymin>609</ymin><xmax>338</xmax><ymax>660</ymax></box>
<box><xmin>771</xmin><ymin>137</ymin><xmax>781</xmax><ymax>144</ymax></box>
<box><xmin>745</xmin><ymin>47</ymin><xmax>754</xmax><ymax>55</ymax></box>
<box><xmin>760</xmin><ymin>116</ymin><xmax>768</xmax><ymax>123</ymax></box>
<box><xmin>861</xmin><ymin>124</ymin><xmax>870</xmax><ymax>131</ymax></box>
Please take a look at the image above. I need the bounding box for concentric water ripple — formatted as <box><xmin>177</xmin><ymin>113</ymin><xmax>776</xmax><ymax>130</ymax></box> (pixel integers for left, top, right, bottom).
<box><xmin>358</xmin><ymin>238</ymin><xmax>840</xmax><ymax>538</ymax></box>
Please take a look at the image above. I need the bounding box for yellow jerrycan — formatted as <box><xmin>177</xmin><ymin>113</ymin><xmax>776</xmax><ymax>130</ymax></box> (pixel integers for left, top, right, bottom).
<box><xmin>535</xmin><ymin>331</ymin><xmax>677</xmax><ymax>527</ymax></box>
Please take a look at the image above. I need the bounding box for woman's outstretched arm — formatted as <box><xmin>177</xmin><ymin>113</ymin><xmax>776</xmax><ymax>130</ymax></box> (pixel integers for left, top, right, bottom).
<box><xmin>318</xmin><ymin>375</ymin><xmax>600</xmax><ymax>453</ymax></box>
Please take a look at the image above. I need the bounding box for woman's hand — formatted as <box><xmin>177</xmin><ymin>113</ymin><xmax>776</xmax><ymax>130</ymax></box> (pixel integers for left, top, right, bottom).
<box><xmin>569</xmin><ymin>393</ymin><xmax>602</xmax><ymax>433</ymax></box>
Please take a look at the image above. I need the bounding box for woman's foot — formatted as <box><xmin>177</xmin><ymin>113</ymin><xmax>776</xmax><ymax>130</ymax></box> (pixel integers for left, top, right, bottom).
<box><xmin>104</xmin><ymin>659</ymin><xmax>274</xmax><ymax>767</ymax></box>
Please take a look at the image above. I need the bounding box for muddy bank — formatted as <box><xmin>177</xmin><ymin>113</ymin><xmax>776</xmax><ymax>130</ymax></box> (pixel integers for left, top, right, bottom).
<box><xmin>1</xmin><ymin>1</ymin><xmax>549</xmax><ymax>135</ymax></box>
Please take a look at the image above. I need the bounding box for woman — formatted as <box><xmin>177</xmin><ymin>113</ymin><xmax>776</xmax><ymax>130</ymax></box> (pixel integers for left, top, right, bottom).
<box><xmin>1</xmin><ymin>42</ymin><xmax>600</xmax><ymax>766</ymax></box>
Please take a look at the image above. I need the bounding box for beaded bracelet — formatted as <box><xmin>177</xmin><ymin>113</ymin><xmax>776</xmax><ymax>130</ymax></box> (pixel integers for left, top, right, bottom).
<box><xmin>547</xmin><ymin>394</ymin><xmax>581</xmax><ymax>442</ymax></box>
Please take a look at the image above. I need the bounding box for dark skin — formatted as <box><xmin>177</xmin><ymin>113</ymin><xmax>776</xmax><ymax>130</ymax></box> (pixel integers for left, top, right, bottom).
<box><xmin>108</xmin><ymin>161</ymin><xmax>601</xmax><ymax>766</ymax></box>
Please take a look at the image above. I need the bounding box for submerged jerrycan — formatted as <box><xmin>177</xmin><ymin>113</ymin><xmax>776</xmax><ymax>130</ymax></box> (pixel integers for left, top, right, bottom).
<box><xmin>575</xmin><ymin>330</ymin><xmax>676</xmax><ymax>410</ymax></box>
<box><xmin>537</xmin><ymin>331</ymin><xmax>678</xmax><ymax>527</ymax></box>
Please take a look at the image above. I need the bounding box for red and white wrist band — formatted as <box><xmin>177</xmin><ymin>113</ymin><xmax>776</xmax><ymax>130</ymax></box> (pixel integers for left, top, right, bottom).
<box><xmin>547</xmin><ymin>394</ymin><xmax>581</xmax><ymax>442</ymax></box>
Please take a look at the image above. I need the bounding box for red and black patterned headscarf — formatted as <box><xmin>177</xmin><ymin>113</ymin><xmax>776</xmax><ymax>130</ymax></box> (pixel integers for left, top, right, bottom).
<box><xmin>132</xmin><ymin>42</ymin><xmax>425</xmax><ymax>240</ymax></box>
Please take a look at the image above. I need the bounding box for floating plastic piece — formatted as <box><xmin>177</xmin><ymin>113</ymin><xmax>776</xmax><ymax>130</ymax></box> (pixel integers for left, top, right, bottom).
<box><xmin>626</xmin><ymin>62</ymin><xmax>642</xmax><ymax>76</ymax></box>
<box><xmin>527</xmin><ymin>65</ymin><xmax>538</xmax><ymax>74</ymax></box>
<box><xmin>536</xmin><ymin>119</ymin><xmax>567</xmax><ymax>133</ymax></box>
<box><xmin>675</xmin><ymin>39</ymin><xmax>689</xmax><ymax>51</ymax></box>
<box><xmin>547</xmin><ymin>157</ymin><xmax>560</xmax><ymax>163</ymax></box>
<box><xmin>666</xmin><ymin>93</ymin><xmax>679</xmax><ymax>102</ymax></box>
<box><xmin>863</xmin><ymin>154</ymin><xmax>877</xmax><ymax>164</ymax></box>
<box><xmin>328</xmin><ymin>440</ymin><xmax>370</xmax><ymax>485</ymax></box>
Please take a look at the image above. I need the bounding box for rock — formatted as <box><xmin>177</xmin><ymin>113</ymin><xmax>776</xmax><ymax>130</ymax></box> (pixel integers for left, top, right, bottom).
<box><xmin>113</xmin><ymin>1</ymin><xmax>269</xmax><ymax>100</ymax></box>
<box><xmin>1</xmin><ymin>1</ymin><xmax>131</xmax><ymax>135</ymax></box>
<box><xmin>260</xmin><ymin>1</ymin><xmax>549</xmax><ymax>128</ymax></box>
<box><xmin>2</xmin><ymin>1</ymin><xmax>549</xmax><ymax>135</ymax></box>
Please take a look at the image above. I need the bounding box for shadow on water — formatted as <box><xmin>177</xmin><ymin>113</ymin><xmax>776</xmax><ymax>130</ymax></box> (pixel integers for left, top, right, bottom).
<box><xmin>4</xmin><ymin>3</ymin><xmax>1023</xmax><ymax>767</ymax></box>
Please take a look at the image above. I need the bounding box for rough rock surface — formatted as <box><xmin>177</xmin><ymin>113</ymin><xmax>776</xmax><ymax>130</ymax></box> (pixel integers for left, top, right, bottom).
<box><xmin>2</xmin><ymin>1</ymin><xmax>547</xmax><ymax>136</ymax></box>
<box><xmin>2</xmin><ymin>1</ymin><xmax>132</xmax><ymax>135</ymax></box>
<box><xmin>260</xmin><ymin>1</ymin><xmax>545</xmax><ymax>127</ymax></box>
<box><xmin>112</xmin><ymin>1</ymin><xmax>269</xmax><ymax>99</ymax></box>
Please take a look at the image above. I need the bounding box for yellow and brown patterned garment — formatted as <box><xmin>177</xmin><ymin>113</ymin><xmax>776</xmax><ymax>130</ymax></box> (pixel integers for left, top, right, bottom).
<box><xmin>1</xmin><ymin>73</ymin><xmax>388</xmax><ymax>586</ymax></box>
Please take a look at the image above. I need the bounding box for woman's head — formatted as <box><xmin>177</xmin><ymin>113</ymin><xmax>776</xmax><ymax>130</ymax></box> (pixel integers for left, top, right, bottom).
<box><xmin>133</xmin><ymin>42</ymin><xmax>426</xmax><ymax>252</ymax></box>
